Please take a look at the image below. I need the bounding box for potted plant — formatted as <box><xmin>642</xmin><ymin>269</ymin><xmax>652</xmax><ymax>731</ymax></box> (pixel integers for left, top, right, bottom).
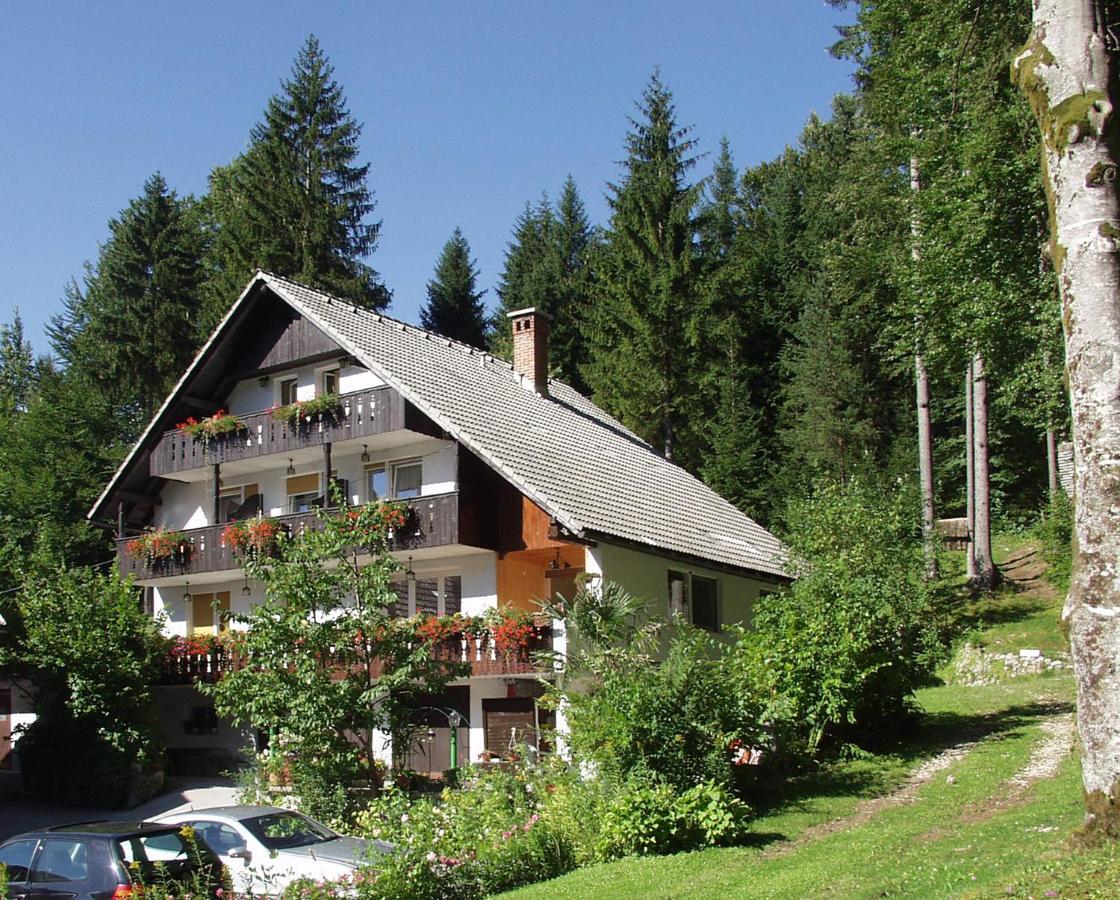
<box><xmin>269</xmin><ymin>393</ymin><xmax>344</xmax><ymax>428</ymax></box>
<box><xmin>127</xmin><ymin>529</ymin><xmax>191</xmax><ymax>568</ymax></box>
<box><xmin>222</xmin><ymin>517</ymin><xmax>282</xmax><ymax>556</ymax></box>
<box><xmin>175</xmin><ymin>409</ymin><xmax>246</xmax><ymax>444</ymax></box>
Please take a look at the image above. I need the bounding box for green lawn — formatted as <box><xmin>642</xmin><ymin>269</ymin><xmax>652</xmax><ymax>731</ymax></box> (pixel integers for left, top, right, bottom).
<box><xmin>499</xmin><ymin>535</ymin><xmax>1104</xmax><ymax>899</ymax></box>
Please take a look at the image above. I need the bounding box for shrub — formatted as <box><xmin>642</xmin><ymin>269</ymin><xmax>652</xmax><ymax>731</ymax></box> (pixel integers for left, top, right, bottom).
<box><xmin>1035</xmin><ymin>492</ymin><xmax>1072</xmax><ymax>592</ymax></box>
<box><xmin>560</xmin><ymin>624</ymin><xmax>761</xmax><ymax>792</ymax></box>
<box><xmin>733</xmin><ymin>479</ymin><xmax>944</xmax><ymax>754</ymax></box>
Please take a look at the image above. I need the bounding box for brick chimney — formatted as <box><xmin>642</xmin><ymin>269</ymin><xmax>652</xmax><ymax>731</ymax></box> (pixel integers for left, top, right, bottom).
<box><xmin>507</xmin><ymin>307</ymin><xmax>550</xmax><ymax>396</ymax></box>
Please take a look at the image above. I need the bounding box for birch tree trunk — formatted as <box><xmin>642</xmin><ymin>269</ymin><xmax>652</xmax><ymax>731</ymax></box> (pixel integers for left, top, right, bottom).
<box><xmin>1047</xmin><ymin>428</ymin><xmax>1060</xmax><ymax>497</ymax></box>
<box><xmin>965</xmin><ymin>361</ymin><xmax>978</xmax><ymax>581</ymax></box>
<box><xmin>971</xmin><ymin>351</ymin><xmax>998</xmax><ymax>591</ymax></box>
<box><xmin>1015</xmin><ymin>0</ymin><xmax>1120</xmax><ymax>837</ymax></box>
<box><xmin>911</xmin><ymin>151</ymin><xmax>939</xmax><ymax>579</ymax></box>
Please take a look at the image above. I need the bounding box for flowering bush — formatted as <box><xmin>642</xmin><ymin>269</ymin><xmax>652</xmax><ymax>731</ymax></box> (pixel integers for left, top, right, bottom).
<box><xmin>176</xmin><ymin>408</ymin><xmax>245</xmax><ymax>442</ymax></box>
<box><xmin>270</xmin><ymin>393</ymin><xmax>344</xmax><ymax>427</ymax></box>
<box><xmin>127</xmin><ymin>529</ymin><xmax>190</xmax><ymax>565</ymax></box>
<box><xmin>336</xmin><ymin>501</ymin><xmax>412</xmax><ymax>548</ymax></box>
<box><xmin>168</xmin><ymin>631</ymin><xmax>243</xmax><ymax>657</ymax></box>
<box><xmin>223</xmin><ymin>517</ymin><xmax>282</xmax><ymax>555</ymax></box>
<box><xmin>491</xmin><ymin>613</ymin><xmax>536</xmax><ymax>654</ymax></box>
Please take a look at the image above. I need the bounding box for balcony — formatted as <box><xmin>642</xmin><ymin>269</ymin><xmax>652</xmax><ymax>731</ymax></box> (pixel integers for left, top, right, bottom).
<box><xmin>157</xmin><ymin>619</ymin><xmax>554</xmax><ymax>685</ymax></box>
<box><xmin>116</xmin><ymin>493</ymin><xmax>461</xmax><ymax>581</ymax></box>
<box><xmin>149</xmin><ymin>386</ymin><xmax>412</xmax><ymax>478</ymax></box>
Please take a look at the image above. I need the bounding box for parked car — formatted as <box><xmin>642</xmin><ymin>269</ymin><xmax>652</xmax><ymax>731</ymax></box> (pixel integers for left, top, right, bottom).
<box><xmin>150</xmin><ymin>806</ymin><xmax>393</xmax><ymax>894</ymax></box>
<box><xmin>0</xmin><ymin>821</ymin><xmax>224</xmax><ymax>900</ymax></box>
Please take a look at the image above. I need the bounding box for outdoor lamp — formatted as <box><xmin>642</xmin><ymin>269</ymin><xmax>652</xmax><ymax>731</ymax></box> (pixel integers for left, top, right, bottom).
<box><xmin>287</xmin><ymin>458</ymin><xmax>296</xmax><ymax>476</ymax></box>
<box><xmin>361</xmin><ymin>444</ymin><xmax>370</xmax><ymax>463</ymax></box>
<box><xmin>183</xmin><ymin>581</ymin><xmax>191</xmax><ymax>604</ymax></box>
<box><xmin>406</xmin><ymin>556</ymin><xmax>416</xmax><ymax>583</ymax></box>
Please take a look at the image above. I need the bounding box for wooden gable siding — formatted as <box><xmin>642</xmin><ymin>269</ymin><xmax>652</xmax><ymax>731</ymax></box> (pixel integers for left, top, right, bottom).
<box><xmin>240</xmin><ymin>306</ymin><xmax>343</xmax><ymax>374</ymax></box>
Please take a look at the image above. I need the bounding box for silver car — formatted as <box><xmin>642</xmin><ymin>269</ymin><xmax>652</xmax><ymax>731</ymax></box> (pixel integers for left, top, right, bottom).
<box><xmin>151</xmin><ymin>805</ymin><xmax>392</xmax><ymax>895</ymax></box>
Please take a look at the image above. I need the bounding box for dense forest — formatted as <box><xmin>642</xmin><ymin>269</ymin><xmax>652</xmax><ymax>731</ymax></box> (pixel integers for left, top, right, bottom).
<box><xmin>0</xmin><ymin>2</ymin><xmax>1062</xmax><ymax>598</ymax></box>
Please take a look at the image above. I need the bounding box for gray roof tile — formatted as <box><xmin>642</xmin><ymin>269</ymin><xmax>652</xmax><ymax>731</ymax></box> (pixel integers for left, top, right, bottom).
<box><xmin>264</xmin><ymin>274</ymin><xmax>788</xmax><ymax>578</ymax></box>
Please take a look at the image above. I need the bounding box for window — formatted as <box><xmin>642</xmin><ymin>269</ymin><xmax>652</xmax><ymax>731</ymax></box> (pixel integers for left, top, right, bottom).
<box><xmin>287</xmin><ymin>473</ymin><xmax>320</xmax><ymax>513</ymax></box>
<box><xmin>691</xmin><ymin>575</ymin><xmax>720</xmax><ymax>631</ymax></box>
<box><xmin>32</xmin><ymin>839</ymin><xmax>89</xmax><ymax>883</ymax></box>
<box><xmin>279</xmin><ymin>377</ymin><xmax>298</xmax><ymax>406</ymax></box>
<box><xmin>365</xmin><ymin>464</ymin><xmax>389</xmax><ymax>502</ymax></box>
<box><xmin>321</xmin><ymin>368</ymin><xmax>339</xmax><ymax>396</ymax></box>
<box><xmin>392</xmin><ymin>460</ymin><xmax>422</xmax><ymax>499</ymax></box>
<box><xmin>116</xmin><ymin>831</ymin><xmax>192</xmax><ymax>867</ymax></box>
<box><xmin>668</xmin><ymin>570</ymin><xmax>687</xmax><ymax>619</ymax></box>
<box><xmin>189</xmin><ymin>592</ymin><xmax>230</xmax><ymax>636</ymax></box>
<box><xmin>185</xmin><ymin>821</ymin><xmax>244</xmax><ymax>856</ymax></box>
<box><xmin>0</xmin><ymin>839</ymin><xmax>38</xmax><ymax>882</ymax></box>
<box><xmin>219</xmin><ymin>488</ymin><xmax>243</xmax><ymax>524</ymax></box>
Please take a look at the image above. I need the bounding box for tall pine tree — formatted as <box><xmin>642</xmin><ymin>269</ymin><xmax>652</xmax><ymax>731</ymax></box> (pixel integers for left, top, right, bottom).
<box><xmin>420</xmin><ymin>228</ymin><xmax>488</xmax><ymax>348</ymax></box>
<box><xmin>583</xmin><ymin>73</ymin><xmax>705</xmax><ymax>463</ymax></box>
<box><xmin>492</xmin><ymin>178</ymin><xmax>594</xmax><ymax>390</ymax></box>
<box><xmin>49</xmin><ymin>173</ymin><xmax>207</xmax><ymax>426</ymax></box>
<box><xmin>204</xmin><ymin>35</ymin><xmax>388</xmax><ymax>321</ymax></box>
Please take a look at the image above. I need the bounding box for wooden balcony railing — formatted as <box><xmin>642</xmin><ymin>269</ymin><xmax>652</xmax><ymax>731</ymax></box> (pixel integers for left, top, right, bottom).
<box><xmin>117</xmin><ymin>493</ymin><xmax>460</xmax><ymax>581</ymax></box>
<box><xmin>149</xmin><ymin>386</ymin><xmax>409</xmax><ymax>477</ymax></box>
<box><xmin>157</xmin><ymin>620</ymin><xmax>553</xmax><ymax>685</ymax></box>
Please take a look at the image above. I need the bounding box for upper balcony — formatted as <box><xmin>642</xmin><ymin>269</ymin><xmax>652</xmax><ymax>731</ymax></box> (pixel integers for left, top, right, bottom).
<box><xmin>116</xmin><ymin>492</ymin><xmax>461</xmax><ymax>583</ymax></box>
<box><xmin>149</xmin><ymin>386</ymin><xmax>423</xmax><ymax>479</ymax></box>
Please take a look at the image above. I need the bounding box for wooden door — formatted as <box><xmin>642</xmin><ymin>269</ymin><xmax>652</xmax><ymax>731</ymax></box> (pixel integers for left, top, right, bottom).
<box><xmin>190</xmin><ymin>591</ymin><xmax>230</xmax><ymax>635</ymax></box>
<box><xmin>0</xmin><ymin>687</ymin><xmax>11</xmax><ymax>770</ymax></box>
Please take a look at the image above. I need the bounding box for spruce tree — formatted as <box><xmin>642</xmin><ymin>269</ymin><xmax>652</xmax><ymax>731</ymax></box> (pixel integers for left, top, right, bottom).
<box><xmin>491</xmin><ymin>179</ymin><xmax>594</xmax><ymax>390</ymax></box>
<box><xmin>50</xmin><ymin>173</ymin><xmax>207</xmax><ymax>426</ymax></box>
<box><xmin>0</xmin><ymin>313</ymin><xmax>33</xmax><ymax>422</ymax></box>
<box><xmin>583</xmin><ymin>73</ymin><xmax>705</xmax><ymax>463</ymax></box>
<box><xmin>205</xmin><ymin>35</ymin><xmax>388</xmax><ymax>321</ymax></box>
<box><xmin>420</xmin><ymin>228</ymin><xmax>488</xmax><ymax>348</ymax></box>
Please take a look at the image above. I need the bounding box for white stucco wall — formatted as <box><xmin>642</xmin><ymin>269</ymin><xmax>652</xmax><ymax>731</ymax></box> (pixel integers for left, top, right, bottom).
<box><xmin>3</xmin><ymin>679</ymin><xmax>36</xmax><ymax>772</ymax></box>
<box><xmin>225</xmin><ymin>364</ymin><xmax>383</xmax><ymax>417</ymax></box>
<box><xmin>588</xmin><ymin>541</ymin><xmax>781</xmax><ymax>632</ymax></box>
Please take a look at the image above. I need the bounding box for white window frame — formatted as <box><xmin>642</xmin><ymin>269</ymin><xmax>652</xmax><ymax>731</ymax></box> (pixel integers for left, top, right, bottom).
<box><xmin>391</xmin><ymin>458</ymin><xmax>423</xmax><ymax>499</ymax></box>
<box><xmin>278</xmin><ymin>376</ymin><xmax>299</xmax><ymax>407</ymax></box>
<box><xmin>318</xmin><ymin>366</ymin><xmax>341</xmax><ymax>397</ymax></box>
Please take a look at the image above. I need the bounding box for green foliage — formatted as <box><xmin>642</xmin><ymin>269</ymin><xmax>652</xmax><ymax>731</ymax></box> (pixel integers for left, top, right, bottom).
<box><xmin>49</xmin><ymin>173</ymin><xmax>208</xmax><ymax>423</ymax></box>
<box><xmin>597</xmin><ymin>779</ymin><xmax>749</xmax><ymax>860</ymax></box>
<box><xmin>492</xmin><ymin>178</ymin><xmax>595</xmax><ymax>390</ymax></box>
<box><xmin>202</xmin><ymin>501</ymin><xmax>465</xmax><ymax>822</ymax></box>
<box><xmin>1034</xmin><ymin>491</ymin><xmax>1072</xmax><ymax>592</ymax></box>
<box><xmin>420</xmin><ymin>228</ymin><xmax>488</xmax><ymax>348</ymax></box>
<box><xmin>731</xmin><ymin>480</ymin><xmax>944</xmax><ymax>753</ymax></box>
<box><xmin>583</xmin><ymin>71</ymin><xmax>705</xmax><ymax>464</ymax></box>
<box><xmin>0</xmin><ymin>863</ymin><xmax>7</xmax><ymax>900</ymax></box>
<box><xmin>548</xmin><ymin>586</ymin><xmax>762</xmax><ymax>793</ymax></box>
<box><xmin>0</xmin><ymin>566</ymin><xmax>166</xmax><ymax>806</ymax></box>
<box><xmin>203</xmin><ymin>35</ymin><xmax>388</xmax><ymax>319</ymax></box>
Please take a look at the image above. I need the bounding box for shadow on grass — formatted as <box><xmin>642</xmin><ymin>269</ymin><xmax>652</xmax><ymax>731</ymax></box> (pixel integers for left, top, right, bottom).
<box><xmin>741</xmin><ymin>698</ymin><xmax>1073</xmax><ymax>849</ymax></box>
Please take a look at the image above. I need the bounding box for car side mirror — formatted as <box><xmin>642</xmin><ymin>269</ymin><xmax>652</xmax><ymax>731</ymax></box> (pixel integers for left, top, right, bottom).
<box><xmin>228</xmin><ymin>847</ymin><xmax>252</xmax><ymax>861</ymax></box>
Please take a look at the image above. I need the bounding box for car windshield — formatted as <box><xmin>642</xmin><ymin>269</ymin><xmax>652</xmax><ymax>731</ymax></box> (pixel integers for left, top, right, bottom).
<box><xmin>241</xmin><ymin>813</ymin><xmax>335</xmax><ymax>850</ymax></box>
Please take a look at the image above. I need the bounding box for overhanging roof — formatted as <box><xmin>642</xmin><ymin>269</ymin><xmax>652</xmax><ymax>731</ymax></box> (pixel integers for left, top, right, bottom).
<box><xmin>92</xmin><ymin>272</ymin><xmax>789</xmax><ymax>579</ymax></box>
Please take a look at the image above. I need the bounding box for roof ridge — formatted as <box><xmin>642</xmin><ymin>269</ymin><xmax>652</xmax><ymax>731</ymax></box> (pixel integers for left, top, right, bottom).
<box><xmin>260</xmin><ymin>271</ymin><xmax>592</xmax><ymax>394</ymax></box>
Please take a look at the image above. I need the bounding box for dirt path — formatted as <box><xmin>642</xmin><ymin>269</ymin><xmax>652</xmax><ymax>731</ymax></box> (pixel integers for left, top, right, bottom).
<box><xmin>760</xmin><ymin>737</ymin><xmax>979</xmax><ymax>859</ymax></box>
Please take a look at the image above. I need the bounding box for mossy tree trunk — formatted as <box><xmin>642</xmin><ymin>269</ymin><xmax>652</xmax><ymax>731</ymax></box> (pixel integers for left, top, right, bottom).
<box><xmin>1015</xmin><ymin>0</ymin><xmax>1120</xmax><ymax>838</ymax></box>
<box><xmin>965</xmin><ymin>360</ymin><xmax>978</xmax><ymax>582</ymax></box>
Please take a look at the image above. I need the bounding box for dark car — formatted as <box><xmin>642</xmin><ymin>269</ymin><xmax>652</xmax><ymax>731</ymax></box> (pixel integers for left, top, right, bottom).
<box><xmin>0</xmin><ymin>821</ymin><xmax>224</xmax><ymax>900</ymax></box>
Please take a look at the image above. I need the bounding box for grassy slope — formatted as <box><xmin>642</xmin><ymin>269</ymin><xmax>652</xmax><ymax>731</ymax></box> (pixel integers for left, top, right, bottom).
<box><xmin>502</xmin><ymin>538</ymin><xmax>1120</xmax><ymax>899</ymax></box>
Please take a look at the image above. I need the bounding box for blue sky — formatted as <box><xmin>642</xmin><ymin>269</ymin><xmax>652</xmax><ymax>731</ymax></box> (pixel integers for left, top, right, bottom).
<box><xmin>0</xmin><ymin>1</ymin><xmax>855</xmax><ymax>353</ymax></box>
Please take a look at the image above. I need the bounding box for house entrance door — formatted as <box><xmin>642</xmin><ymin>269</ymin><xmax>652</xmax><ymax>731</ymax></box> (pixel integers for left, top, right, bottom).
<box><xmin>0</xmin><ymin>688</ymin><xmax>12</xmax><ymax>770</ymax></box>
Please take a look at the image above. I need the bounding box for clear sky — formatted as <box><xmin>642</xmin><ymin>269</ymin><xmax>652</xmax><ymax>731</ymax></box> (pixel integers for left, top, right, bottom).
<box><xmin>0</xmin><ymin>1</ymin><xmax>855</xmax><ymax>353</ymax></box>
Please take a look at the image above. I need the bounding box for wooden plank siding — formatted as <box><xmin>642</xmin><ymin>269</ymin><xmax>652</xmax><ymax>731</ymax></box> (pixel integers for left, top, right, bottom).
<box><xmin>117</xmin><ymin>492</ymin><xmax>461</xmax><ymax>580</ymax></box>
<box><xmin>149</xmin><ymin>386</ymin><xmax>414</xmax><ymax>477</ymax></box>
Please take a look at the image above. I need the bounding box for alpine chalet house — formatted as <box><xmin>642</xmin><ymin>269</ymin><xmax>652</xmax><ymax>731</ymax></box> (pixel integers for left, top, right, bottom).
<box><xmin>89</xmin><ymin>272</ymin><xmax>789</xmax><ymax>776</ymax></box>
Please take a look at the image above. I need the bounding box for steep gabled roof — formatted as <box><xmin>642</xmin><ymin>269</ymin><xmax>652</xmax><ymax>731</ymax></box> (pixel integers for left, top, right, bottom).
<box><xmin>93</xmin><ymin>272</ymin><xmax>789</xmax><ymax>579</ymax></box>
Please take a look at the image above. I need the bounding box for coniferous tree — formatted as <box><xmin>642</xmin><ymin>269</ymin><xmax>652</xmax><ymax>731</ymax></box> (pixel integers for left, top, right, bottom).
<box><xmin>492</xmin><ymin>178</ymin><xmax>595</xmax><ymax>390</ymax></box>
<box><xmin>583</xmin><ymin>73</ymin><xmax>705</xmax><ymax>463</ymax></box>
<box><xmin>0</xmin><ymin>313</ymin><xmax>33</xmax><ymax>422</ymax></box>
<box><xmin>492</xmin><ymin>196</ymin><xmax>558</xmax><ymax>358</ymax></box>
<box><xmin>49</xmin><ymin>173</ymin><xmax>207</xmax><ymax>426</ymax></box>
<box><xmin>204</xmin><ymin>35</ymin><xmax>388</xmax><ymax>321</ymax></box>
<box><xmin>420</xmin><ymin>228</ymin><xmax>488</xmax><ymax>348</ymax></box>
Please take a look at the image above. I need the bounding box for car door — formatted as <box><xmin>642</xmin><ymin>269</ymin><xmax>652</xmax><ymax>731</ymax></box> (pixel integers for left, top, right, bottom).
<box><xmin>0</xmin><ymin>838</ymin><xmax>39</xmax><ymax>900</ymax></box>
<box><xmin>26</xmin><ymin>838</ymin><xmax>93</xmax><ymax>900</ymax></box>
<box><xmin>179</xmin><ymin>819</ymin><xmax>272</xmax><ymax>895</ymax></box>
